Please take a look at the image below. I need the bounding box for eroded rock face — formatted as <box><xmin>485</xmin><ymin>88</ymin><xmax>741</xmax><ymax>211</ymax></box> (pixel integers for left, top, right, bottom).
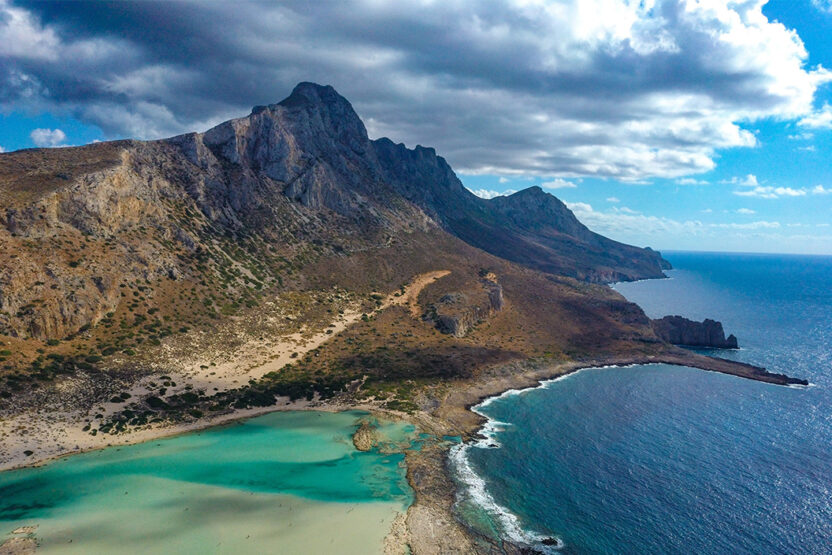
<box><xmin>651</xmin><ymin>315</ymin><xmax>739</xmax><ymax>349</ymax></box>
<box><xmin>430</xmin><ymin>277</ymin><xmax>504</xmax><ymax>338</ymax></box>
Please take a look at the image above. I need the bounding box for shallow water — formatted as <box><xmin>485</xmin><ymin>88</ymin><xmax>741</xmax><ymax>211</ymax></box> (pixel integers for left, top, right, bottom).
<box><xmin>454</xmin><ymin>252</ymin><xmax>832</xmax><ymax>553</ymax></box>
<box><xmin>0</xmin><ymin>410</ymin><xmax>413</xmax><ymax>553</ymax></box>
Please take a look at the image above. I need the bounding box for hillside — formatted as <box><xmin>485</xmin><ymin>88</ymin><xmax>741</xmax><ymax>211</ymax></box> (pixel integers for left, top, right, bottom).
<box><xmin>4</xmin><ymin>82</ymin><xmax>783</xmax><ymax>467</ymax></box>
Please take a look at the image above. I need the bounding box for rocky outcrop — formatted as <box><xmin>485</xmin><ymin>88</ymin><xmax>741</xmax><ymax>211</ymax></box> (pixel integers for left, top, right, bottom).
<box><xmin>352</xmin><ymin>419</ymin><xmax>379</xmax><ymax>451</ymax></box>
<box><xmin>430</xmin><ymin>276</ymin><xmax>504</xmax><ymax>338</ymax></box>
<box><xmin>651</xmin><ymin>315</ymin><xmax>739</xmax><ymax>349</ymax></box>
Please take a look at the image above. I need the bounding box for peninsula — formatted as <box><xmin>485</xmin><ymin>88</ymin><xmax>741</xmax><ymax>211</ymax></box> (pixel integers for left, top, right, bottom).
<box><xmin>0</xmin><ymin>83</ymin><xmax>806</xmax><ymax>553</ymax></box>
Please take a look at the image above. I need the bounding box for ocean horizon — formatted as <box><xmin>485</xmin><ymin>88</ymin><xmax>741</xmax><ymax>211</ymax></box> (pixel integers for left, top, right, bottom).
<box><xmin>453</xmin><ymin>250</ymin><xmax>832</xmax><ymax>553</ymax></box>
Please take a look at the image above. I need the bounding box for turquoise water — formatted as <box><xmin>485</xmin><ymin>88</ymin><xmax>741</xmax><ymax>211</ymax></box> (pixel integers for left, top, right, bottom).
<box><xmin>454</xmin><ymin>252</ymin><xmax>832</xmax><ymax>553</ymax></box>
<box><xmin>0</xmin><ymin>410</ymin><xmax>414</xmax><ymax>553</ymax></box>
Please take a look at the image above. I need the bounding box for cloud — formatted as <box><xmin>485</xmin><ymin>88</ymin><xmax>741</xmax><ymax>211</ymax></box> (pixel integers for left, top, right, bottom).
<box><xmin>711</xmin><ymin>221</ymin><xmax>780</xmax><ymax>229</ymax></box>
<box><xmin>0</xmin><ymin>145</ymin><xmax>5</xmax><ymax>153</ymax></box>
<box><xmin>566</xmin><ymin>201</ymin><xmax>703</xmax><ymax>237</ymax></box>
<box><xmin>734</xmin><ymin>186</ymin><xmax>806</xmax><ymax>199</ymax></box>
<box><xmin>468</xmin><ymin>188</ymin><xmax>515</xmax><ymax>199</ymax></box>
<box><xmin>812</xmin><ymin>1</ymin><xmax>832</xmax><ymax>14</ymax></box>
<box><xmin>733</xmin><ymin>182</ymin><xmax>832</xmax><ymax>199</ymax></box>
<box><xmin>566</xmin><ymin>200</ymin><xmax>782</xmax><ymax>238</ymax></box>
<box><xmin>724</xmin><ymin>174</ymin><xmax>759</xmax><ymax>187</ymax></box>
<box><xmin>540</xmin><ymin>178</ymin><xmax>577</xmax><ymax>189</ymax></box>
<box><xmin>736</xmin><ymin>208</ymin><xmax>756</xmax><ymax>214</ymax></box>
<box><xmin>29</xmin><ymin>127</ymin><xmax>66</xmax><ymax>147</ymax></box>
<box><xmin>2</xmin><ymin>0</ymin><xmax>830</xmax><ymax>180</ymax></box>
<box><xmin>798</xmin><ymin>103</ymin><xmax>832</xmax><ymax>129</ymax></box>
<box><xmin>606</xmin><ymin>197</ymin><xmax>620</xmax><ymax>203</ymax></box>
<box><xmin>498</xmin><ymin>177</ymin><xmax>509</xmax><ymax>184</ymax></box>
<box><xmin>675</xmin><ymin>177</ymin><xmax>709</xmax><ymax>185</ymax></box>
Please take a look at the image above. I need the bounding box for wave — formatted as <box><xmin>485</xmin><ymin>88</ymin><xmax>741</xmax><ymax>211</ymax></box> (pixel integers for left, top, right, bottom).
<box><xmin>450</xmin><ymin>364</ymin><xmax>645</xmax><ymax>552</ymax></box>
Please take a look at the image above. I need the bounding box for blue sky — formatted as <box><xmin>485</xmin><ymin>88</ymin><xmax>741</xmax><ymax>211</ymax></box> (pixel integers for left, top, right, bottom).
<box><xmin>1</xmin><ymin>0</ymin><xmax>831</xmax><ymax>254</ymax></box>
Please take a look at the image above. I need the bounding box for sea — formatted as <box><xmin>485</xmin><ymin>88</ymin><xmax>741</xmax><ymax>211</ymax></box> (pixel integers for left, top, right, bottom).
<box><xmin>452</xmin><ymin>251</ymin><xmax>832</xmax><ymax>553</ymax></box>
<box><xmin>0</xmin><ymin>410</ymin><xmax>413</xmax><ymax>553</ymax></box>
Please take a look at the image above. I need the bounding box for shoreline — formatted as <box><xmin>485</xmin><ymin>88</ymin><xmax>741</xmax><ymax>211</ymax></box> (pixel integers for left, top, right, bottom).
<box><xmin>399</xmin><ymin>349</ymin><xmax>809</xmax><ymax>553</ymax></box>
<box><xmin>0</xmin><ymin>349</ymin><xmax>807</xmax><ymax>554</ymax></box>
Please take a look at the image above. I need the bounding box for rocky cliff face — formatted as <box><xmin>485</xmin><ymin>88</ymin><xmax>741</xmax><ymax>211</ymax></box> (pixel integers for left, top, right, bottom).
<box><xmin>651</xmin><ymin>316</ymin><xmax>739</xmax><ymax>349</ymax></box>
<box><xmin>1</xmin><ymin>82</ymin><xmax>666</xmax><ymax>341</ymax></box>
<box><xmin>428</xmin><ymin>275</ymin><xmax>504</xmax><ymax>337</ymax></box>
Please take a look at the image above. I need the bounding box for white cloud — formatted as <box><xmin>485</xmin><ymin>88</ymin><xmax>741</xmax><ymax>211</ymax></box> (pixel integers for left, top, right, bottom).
<box><xmin>541</xmin><ymin>178</ymin><xmax>577</xmax><ymax>189</ymax></box>
<box><xmin>606</xmin><ymin>196</ymin><xmax>620</xmax><ymax>203</ymax></box>
<box><xmin>734</xmin><ymin>186</ymin><xmax>806</xmax><ymax>199</ymax></box>
<box><xmin>723</xmin><ymin>174</ymin><xmax>759</xmax><ymax>187</ymax></box>
<box><xmin>0</xmin><ymin>0</ymin><xmax>59</xmax><ymax>60</ymax></box>
<box><xmin>676</xmin><ymin>177</ymin><xmax>709</xmax><ymax>185</ymax></box>
<box><xmin>498</xmin><ymin>177</ymin><xmax>509</xmax><ymax>184</ymax></box>
<box><xmin>736</xmin><ymin>208</ymin><xmax>756</xmax><ymax>214</ymax></box>
<box><xmin>711</xmin><ymin>221</ymin><xmax>781</xmax><ymax>230</ymax></box>
<box><xmin>0</xmin><ymin>145</ymin><xmax>5</xmax><ymax>153</ymax></box>
<box><xmin>798</xmin><ymin>104</ymin><xmax>832</xmax><ymax>129</ymax></box>
<box><xmin>30</xmin><ymin>128</ymin><xmax>66</xmax><ymax>147</ymax></box>
<box><xmin>733</xmin><ymin>183</ymin><xmax>832</xmax><ymax>199</ymax></box>
<box><xmin>2</xmin><ymin>0</ymin><xmax>831</xmax><ymax>180</ymax></box>
<box><xmin>812</xmin><ymin>1</ymin><xmax>832</xmax><ymax>14</ymax></box>
<box><xmin>566</xmin><ymin>200</ymin><xmax>783</xmax><ymax>238</ymax></box>
<box><xmin>467</xmin><ymin>188</ymin><xmax>516</xmax><ymax>199</ymax></box>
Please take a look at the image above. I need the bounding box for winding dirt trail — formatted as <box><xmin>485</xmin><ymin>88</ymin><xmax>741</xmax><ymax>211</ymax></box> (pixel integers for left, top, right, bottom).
<box><xmin>0</xmin><ymin>270</ymin><xmax>452</xmax><ymax>472</ymax></box>
<box><xmin>386</xmin><ymin>270</ymin><xmax>451</xmax><ymax>317</ymax></box>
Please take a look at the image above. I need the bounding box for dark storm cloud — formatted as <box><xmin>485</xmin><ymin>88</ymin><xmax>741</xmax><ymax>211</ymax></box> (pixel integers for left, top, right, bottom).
<box><xmin>2</xmin><ymin>0</ymin><xmax>829</xmax><ymax>179</ymax></box>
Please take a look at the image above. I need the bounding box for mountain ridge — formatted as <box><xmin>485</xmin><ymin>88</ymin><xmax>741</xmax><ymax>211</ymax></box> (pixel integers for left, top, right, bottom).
<box><xmin>1</xmin><ymin>82</ymin><xmax>668</xmax><ymax>341</ymax></box>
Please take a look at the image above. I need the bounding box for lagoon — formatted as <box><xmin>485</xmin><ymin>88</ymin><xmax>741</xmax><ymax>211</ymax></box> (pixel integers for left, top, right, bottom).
<box><xmin>0</xmin><ymin>410</ymin><xmax>413</xmax><ymax>554</ymax></box>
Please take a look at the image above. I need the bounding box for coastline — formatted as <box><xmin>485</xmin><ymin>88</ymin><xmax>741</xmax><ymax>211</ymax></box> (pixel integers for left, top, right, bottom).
<box><xmin>0</xmin><ymin>348</ymin><xmax>807</xmax><ymax>554</ymax></box>
<box><xmin>1</xmin><ymin>348</ymin><xmax>807</xmax><ymax>553</ymax></box>
<box><xmin>399</xmin><ymin>348</ymin><xmax>809</xmax><ymax>553</ymax></box>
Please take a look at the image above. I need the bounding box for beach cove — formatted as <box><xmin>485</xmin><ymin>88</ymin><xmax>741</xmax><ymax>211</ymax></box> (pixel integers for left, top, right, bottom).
<box><xmin>0</xmin><ymin>410</ymin><xmax>413</xmax><ymax>554</ymax></box>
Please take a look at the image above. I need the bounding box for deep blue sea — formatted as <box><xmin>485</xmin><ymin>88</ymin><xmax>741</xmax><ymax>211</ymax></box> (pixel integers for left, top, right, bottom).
<box><xmin>453</xmin><ymin>252</ymin><xmax>832</xmax><ymax>553</ymax></box>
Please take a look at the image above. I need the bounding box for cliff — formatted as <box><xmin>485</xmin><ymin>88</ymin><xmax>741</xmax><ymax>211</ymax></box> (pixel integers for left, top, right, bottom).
<box><xmin>651</xmin><ymin>315</ymin><xmax>739</xmax><ymax>349</ymax></box>
<box><xmin>427</xmin><ymin>274</ymin><xmax>504</xmax><ymax>337</ymax></box>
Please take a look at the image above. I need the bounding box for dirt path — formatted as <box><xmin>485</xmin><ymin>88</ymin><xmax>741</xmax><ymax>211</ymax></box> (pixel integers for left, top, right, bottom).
<box><xmin>386</xmin><ymin>270</ymin><xmax>451</xmax><ymax>317</ymax></box>
<box><xmin>0</xmin><ymin>270</ymin><xmax>451</xmax><ymax>472</ymax></box>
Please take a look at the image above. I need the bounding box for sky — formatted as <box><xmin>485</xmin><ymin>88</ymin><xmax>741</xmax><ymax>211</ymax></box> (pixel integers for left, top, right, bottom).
<box><xmin>1</xmin><ymin>0</ymin><xmax>831</xmax><ymax>254</ymax></box>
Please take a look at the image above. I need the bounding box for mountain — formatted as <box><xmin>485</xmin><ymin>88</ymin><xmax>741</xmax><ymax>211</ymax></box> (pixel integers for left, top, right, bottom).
<box><xmin>0</xmin><ymin>81</ymin><xmax>711</xmax><ymax>430</ymax></box>
<box><xmin>0</xmin><ymin>82</ymin><xmax>666</xmax><ymax>342</ymax></box>
<box><xmin>373</xmin><ymin>138</ymin><xmax>669</xmax><ymax>283</ymax></box>
<box><xmin>0</xmin><ymin>82</ymin><xmax>806</xmax><ymax>554</ymax></box>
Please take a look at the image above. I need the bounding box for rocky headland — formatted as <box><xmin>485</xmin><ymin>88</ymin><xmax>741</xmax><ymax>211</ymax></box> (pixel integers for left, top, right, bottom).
<box><xmin>651</xmin><ymin>315</ymin><xmax>739</xmax><ymax>349</ymax></box>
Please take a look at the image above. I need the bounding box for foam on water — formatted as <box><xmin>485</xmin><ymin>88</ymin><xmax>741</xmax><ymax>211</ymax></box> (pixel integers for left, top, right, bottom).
<box><xmin>454</xmin><ymin>252</ymin><xmax>832</xmax><ymax>553</ymax></box>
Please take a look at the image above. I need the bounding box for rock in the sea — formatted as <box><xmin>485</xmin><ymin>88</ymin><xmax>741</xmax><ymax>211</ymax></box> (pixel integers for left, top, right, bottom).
<box><xmin>651</xmin><ymin>315</ymin><xmax>739</xmax><ymax>349</ymax></box>
<box><xmin>352</xmin><ymin>420</ymin><xmax>378</xmax><ymax>452</ymax></box>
